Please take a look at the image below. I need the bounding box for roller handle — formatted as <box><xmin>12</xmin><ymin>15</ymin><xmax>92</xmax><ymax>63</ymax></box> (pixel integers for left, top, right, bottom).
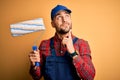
<box><xmin>32</xmin><ymin>46</ymin><xmax>40</xmax><ymax>66</ymax></box>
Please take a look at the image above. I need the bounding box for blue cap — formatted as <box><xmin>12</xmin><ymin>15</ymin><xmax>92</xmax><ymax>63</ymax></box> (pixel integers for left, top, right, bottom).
<box><xmin>51</xmin><ymin>5</ymin><xmax>71</xmax><ymax>20</ymax></box>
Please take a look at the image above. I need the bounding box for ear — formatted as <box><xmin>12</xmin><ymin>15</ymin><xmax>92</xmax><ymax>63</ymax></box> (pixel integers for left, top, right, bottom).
<box><xmin>51</xmin><ymin>21</ymin><xmax>55</xmax><ymax>28</ymax></box>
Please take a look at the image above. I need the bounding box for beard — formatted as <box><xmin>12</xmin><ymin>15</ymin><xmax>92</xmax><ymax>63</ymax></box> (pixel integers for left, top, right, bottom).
<box><xmin>57</xmin><ymin>28</ymin><xmax>69</xmax><ymax>34</ymax></box>
<box><xmin>56</xmin><ymin>24</ymin><xmax>72</xmax><ymax>35</ymax></box>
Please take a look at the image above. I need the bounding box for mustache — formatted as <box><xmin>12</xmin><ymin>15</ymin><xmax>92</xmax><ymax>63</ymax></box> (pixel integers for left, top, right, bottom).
<box><xmin>62</xmin><ymin>22</ymin><xmax>69</xmax><ymax>25</ymax></box>
<box><xmin>60</xmin><ymin>22</ymin><xmax>70</xmax><ymax>27</ymax></box>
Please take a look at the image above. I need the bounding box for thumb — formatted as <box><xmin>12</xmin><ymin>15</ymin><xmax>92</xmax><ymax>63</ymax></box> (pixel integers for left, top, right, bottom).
<box><xmin>34</xmin><ymin>50</ymin><xmax>39</xmax><ymax>54</ymax></box>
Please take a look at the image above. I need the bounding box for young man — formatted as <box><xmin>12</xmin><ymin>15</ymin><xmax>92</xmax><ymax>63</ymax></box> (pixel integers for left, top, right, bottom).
<box><xmin>29</xmin><ymin>5</ymin><xmax>95</xmax><ymax>80</ymax></box>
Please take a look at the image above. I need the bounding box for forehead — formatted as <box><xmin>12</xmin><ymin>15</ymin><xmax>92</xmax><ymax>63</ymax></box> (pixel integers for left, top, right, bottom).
<box><xmin>55</xmin><ymin>10</ymin><xmax>70</xmax><ymax>16</ymax></box>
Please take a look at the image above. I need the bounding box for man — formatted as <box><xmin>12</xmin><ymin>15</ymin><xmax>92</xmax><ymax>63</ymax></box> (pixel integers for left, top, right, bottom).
<box><xmin>29</xmin><ymin>5</ymin><xmax>95</xmax><ymax>80</ymax></box>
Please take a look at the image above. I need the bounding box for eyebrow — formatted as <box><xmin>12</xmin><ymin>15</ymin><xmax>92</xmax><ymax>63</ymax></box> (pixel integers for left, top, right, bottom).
<box><xmin>55</xmin><ymin>11</ymin><xmax>70</xmax><ymax>17</ymax></box>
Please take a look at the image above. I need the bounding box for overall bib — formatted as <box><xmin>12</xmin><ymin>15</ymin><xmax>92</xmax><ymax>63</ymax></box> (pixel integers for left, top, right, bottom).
<box><xmin>43</xmin><ymin>37</ymin><xmax>80</xmax><ymax>80</ymax></box>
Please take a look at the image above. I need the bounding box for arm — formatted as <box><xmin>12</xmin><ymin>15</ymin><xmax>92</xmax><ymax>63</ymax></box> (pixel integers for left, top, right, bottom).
<box><xmin>73</xmin><ymin>40</ymin><xmax>96</xmax><ymax>80</ymax></box>
<box><xmin>29</xmin><ymin>41</ymin><xmax>45</xmax><ymax>80</ymax></box>
<box><xmin>29</xmin><ymin>65</ymin><xmax>41</xmax><ymax>80</ymax></box>
<box><xmin>61</xmin><ymin>31</ymin><xmax>95</xmax><ymax>79</ymax></box>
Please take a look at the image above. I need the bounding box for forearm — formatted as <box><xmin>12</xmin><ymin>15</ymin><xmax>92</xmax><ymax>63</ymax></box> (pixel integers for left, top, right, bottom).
<box><xmin>73</xmin><ymin>55</ymin><xmax>95</xmax><ymax>80</ymax></box>
<box><xmin>29</xmin><ymin>65</ymin><xmax>42</xmax><ymax>80</ymax></box>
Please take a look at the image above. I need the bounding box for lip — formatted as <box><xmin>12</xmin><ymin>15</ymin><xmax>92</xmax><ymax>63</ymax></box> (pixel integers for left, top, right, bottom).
<box><xmin>61</xmin><ymin>24</ymin><xmax>68</xmax><ymax>28</ymax></box>
<box><xmin>61</xmin><ymin>23</ymin><xmax>69</xmax><ymax>26</ymax></box>
<box><xmin>60</xmin><ymin>25</ymin><xmax>69</xmax><ymax>30</ymax></box>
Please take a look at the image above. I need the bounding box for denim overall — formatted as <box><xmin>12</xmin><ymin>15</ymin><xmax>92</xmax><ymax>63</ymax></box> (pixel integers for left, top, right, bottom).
<box><xmin>43</xmin><ymin>37</ymin><xmax>80</xmax><ymax>80</ymax></box>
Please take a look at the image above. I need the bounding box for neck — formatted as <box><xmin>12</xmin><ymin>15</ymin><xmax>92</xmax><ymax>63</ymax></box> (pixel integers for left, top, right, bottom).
<box><xmin>57</xmin><ymin>32</ymin><xmax>69</xmax><ymax>40</ymax></box>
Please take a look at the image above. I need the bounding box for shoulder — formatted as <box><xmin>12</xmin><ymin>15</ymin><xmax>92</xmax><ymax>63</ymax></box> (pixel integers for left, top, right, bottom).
<box><xmin>74</xmin><ymin>36</ymin><xmax>89</xmax><ymax>45</ymax></box>
<box><xmin>78</xmin><ymin>38</ymin><xmax>89</xmax><ymax>45</ymax></box>
<box><xmin>38</xmin><ymin>37</ymin><xmax>52</xmax><ymax>50</ymax></box>
<box><xmin>74</xmin><ymin>36</ymin><xmax>91</xmax><ymax>53</ymax></box>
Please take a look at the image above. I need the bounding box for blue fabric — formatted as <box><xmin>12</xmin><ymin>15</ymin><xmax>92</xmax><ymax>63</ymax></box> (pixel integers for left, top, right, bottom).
<box><xmin>43</xmin><ymin>37</ymin><xmax>80</xmax><ymax>80</ymax></box>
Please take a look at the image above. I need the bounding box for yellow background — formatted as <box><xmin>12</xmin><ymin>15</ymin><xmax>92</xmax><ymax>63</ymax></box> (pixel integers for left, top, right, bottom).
<box><xmin>0</xmin><ymin>0</ymin><xmax>120</xmax><ymax>80</ymax></box>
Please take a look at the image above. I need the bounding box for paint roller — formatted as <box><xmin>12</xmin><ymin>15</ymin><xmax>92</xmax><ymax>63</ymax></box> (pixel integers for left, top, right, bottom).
<box><xmin>10</xmin><ymin>18</ymin><xmax>46</xmax><ymax>66</ymax></box>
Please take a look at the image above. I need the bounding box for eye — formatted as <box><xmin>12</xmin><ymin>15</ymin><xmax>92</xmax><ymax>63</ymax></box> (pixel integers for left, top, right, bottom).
<box><xmin>65</xmin><ymin>14</ymin><xmax>70</xmax><ymax>18</ymax></box>
<box><xmin>55</xmin><ymin>15</ymin><xmax>62</xmax><ymax>20</ymax></box>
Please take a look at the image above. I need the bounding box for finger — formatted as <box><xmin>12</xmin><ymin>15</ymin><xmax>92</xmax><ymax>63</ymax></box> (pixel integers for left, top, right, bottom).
<box><xmin>30</xmin><ymin>58</ymin><xmax>37</xmax><ymax>62</ymax></box>
<box><xmin>62</xmin><ymin>38</ymin><xmax>66</xmax><ymax>45</ymax></box>
<box><xmin>29</xmin><ymin>55</ymin><xmax>39</xmax><ymax>61</ymax></box>
<box><xmin>62</xmin><ymin>37</ymin><xmax>68</xmax><ymax>43</ymax></box>
<box><xmin>30</xmin><ymin>51</ymin><xmax>34</xmax><ymax>54</ymax></box>
<box><xmin>34</xmin><ymin>50</ymin><xmax>39</xmax><ymax>54</ymax></box>
<box><xmin>68</xmin><ymin>29</ymin><xmax>72</xmax><ymax>39</ymax></box>
<box><xmin>31</xmin><ymin>57</ymin><xmax>40</xmax><ymax>62</ymax></box>
<box><xmin>30</xmin><ymin>56</ymin><xmax>38</xmax><ymax>60</ymax></box>
<box><xmin>29</xmin><ymin>54</ymin><xmax>36</xmax><ymax>57</ymax></box>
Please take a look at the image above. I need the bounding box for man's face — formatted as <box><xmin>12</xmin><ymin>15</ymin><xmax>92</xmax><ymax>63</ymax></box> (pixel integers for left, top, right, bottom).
<box><xmin>51</xmin><ymin>10</ymin><xmax>72</xmax><ymax>34</ymax></box>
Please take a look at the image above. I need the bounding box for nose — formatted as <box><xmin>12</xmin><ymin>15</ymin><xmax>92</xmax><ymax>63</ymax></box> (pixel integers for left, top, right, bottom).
<box><xmin>62</xmin><ymin>16</ymin><xmax>67</xmax><ymax>22</ymax></box>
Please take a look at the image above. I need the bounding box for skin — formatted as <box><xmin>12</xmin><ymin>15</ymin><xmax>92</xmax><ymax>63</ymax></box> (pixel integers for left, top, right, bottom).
<box><xmin>51</xmin><ymin>10</ymin><xmax>75</xmax><ymax>53</ymax></box>
<box><xmin>29</xmin><ymin>10</ymin><xmax>78</xmax><ymax>66</ymax></box>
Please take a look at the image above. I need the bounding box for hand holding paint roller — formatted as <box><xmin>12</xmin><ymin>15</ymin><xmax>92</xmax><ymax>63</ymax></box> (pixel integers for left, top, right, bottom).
<box><xmin>32</xmin><ymin>45</ymin><xmax>40</xmax><ymax>66</ymax></box>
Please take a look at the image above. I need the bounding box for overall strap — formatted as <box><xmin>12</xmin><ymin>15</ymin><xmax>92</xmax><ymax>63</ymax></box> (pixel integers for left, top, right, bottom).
<box><xmin>50</xmin><ymin>37</ymin><xmax>56</xmax><ymax>56</ymax></box>
<box><xmin>73</xmin><ymin>37</ymin><xmax>78</xmax><ymax>44</ymax></box>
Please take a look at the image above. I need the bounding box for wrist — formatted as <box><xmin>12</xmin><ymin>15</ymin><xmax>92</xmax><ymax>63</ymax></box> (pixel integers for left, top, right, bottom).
<box><xmin>69</xmin><ymin>50</ymin><xmax>78</xmax><ymax>58</ymax></box>
<box><xmin>69</xmin><ymin>48</ymin><xmax>75</xmax><ymax>53</ymax></box>
<box><xmin>73</xmin><ymin>55</ymin><xmax>78</xmax><ymax>59</ymax></box>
